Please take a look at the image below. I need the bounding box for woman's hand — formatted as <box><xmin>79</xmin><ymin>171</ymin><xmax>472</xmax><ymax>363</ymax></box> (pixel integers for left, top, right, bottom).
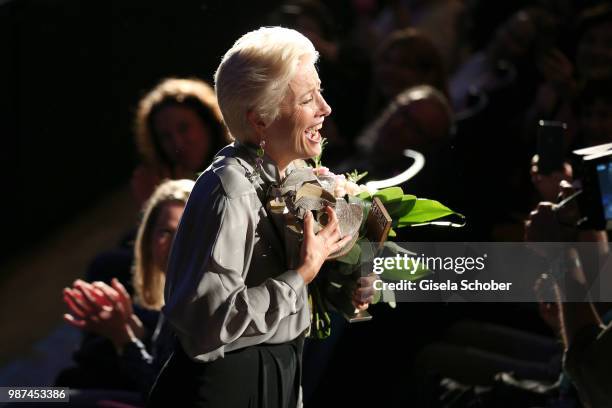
<box><xmin>530</xmin><ymin>154</ymin><xmax>573</xmax><ymax>202</ymax></box>
<box><xmin>94</xmin><ymin>278</ymin><xmax>145</xmax><ymax>339</ymax></box>
<box><xmin>524</xmin><ymin>202</ymin><xmax>568</xmax><ymax>243</ymax></box>
<box><xmin>112</xmin><ymin>278</ymin><xmax>144</xmax><ymax>339</ymax></box>
<box><xmin>352</xmin><ymin>274</ymin><xmax>377</xmax><ymax>311</ymax></box>
<box><xmin>63</xmin><ymin>280</ymin><xmax>137</xmax><ymax>351</ymax></box>
<box><xmin>297</xmin><ymin>206</ymin><xmax>353</xmax><ymax>284</ymax></box>
<box><xmin>63</xmin><ymin>280</ymin><xmax>112</xmax><ymax>319</ymax></box>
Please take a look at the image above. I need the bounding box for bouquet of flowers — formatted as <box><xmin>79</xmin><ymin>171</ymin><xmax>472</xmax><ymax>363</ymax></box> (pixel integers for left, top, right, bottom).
<box><xmin>266</xmin><ymin>143</ymin><xmax>465</xmax><ymax>338</ymax></box>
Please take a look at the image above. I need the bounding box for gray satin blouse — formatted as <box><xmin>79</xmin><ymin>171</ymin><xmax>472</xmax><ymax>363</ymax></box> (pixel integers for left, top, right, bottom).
<box><xmin>162</xmin><ymin>141</ymin><xmax>310</xmax><ymax>362</ymax></box>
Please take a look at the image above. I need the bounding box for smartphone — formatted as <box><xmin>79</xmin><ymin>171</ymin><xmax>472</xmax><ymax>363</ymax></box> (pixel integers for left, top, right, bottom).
<box><xmin>537</xmin><ymin>120</ymin><xmax>566</xmax><ymax>175</ymax></box>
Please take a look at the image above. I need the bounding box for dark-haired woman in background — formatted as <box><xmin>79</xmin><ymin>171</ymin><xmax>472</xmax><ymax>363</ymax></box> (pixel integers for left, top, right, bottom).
<box><xmin>131</xmin><ymin>78</ymin><xmax>231</xmax><ymax>206</ymax></box>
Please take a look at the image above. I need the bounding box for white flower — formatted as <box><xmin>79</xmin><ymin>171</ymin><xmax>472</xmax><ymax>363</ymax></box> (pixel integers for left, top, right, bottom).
<box><xmin>334</xmin><ymin>184</ymin><xmax>347</xmax><ymax>198</ymax></box>
<box><xmin>345</xmin><ymin>181</ymin><xmax>363</xmax><ymax>196</ymax></box>
<box><xmin>363</xmin><ymin>184</ymin><xmax>378</xmax><ymax>196</ymax></box>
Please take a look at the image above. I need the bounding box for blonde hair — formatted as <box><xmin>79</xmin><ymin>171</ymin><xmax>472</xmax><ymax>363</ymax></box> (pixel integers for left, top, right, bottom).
<box><xmin>134</xmin><ymin>78</ymin><xmax>230</xmax><ymax>170</ymax></box>
<box><xmin>133</xmin><ymin>179</ymin><xmax>194</xmax><ymax>310</ymax></box>
<box><xmin>214</xmin><ymin>26</ymin><xmax>319</xmax><ymax>142</ymax></box>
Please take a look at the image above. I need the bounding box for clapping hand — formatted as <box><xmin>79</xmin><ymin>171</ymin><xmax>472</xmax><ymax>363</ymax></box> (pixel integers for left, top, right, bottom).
<box><xmin>63</xmin><ymin>278</ymin><xmax>143</xmax><ymax>350</ymax></box>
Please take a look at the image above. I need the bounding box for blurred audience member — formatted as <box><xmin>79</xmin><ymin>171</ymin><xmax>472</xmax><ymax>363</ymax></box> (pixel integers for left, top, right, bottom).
<box><xmin>131</xmin><ymin>78</ymin><xmax>229</xmax><ymax>206</ymax></box>
<box><xmin>525</xmin><ymin>4</ymin><xmax>612</xmax><ymax>152</ymax></box>
<box><xmin>559</xmin><ymin>250</ymin><xmax>612</xmax><ymax>408</ymax></box>
<box><xmin>371</xmin><ymin>0</ymin><xmax>466</xmax><ymax>72</ymax></box>
<box><xmin>346</xmin><ymin>85</ymin><xmax>457</xmax><ymax>209</ymax></box>
<box><xmin>359</xmin><ymin>85</ymin><xmax>452</xmax><ymax>161</ymax></box>
<box><xmin>451</xmin><ymin>7</ymin><xmax>560</xmax><ymax>113</ymax></box>
<box><xmin>525</xmin><ymin>196</ymin><xmax>612</xmax><ymax>408</ymax></box>
<box><xmin>574</xmin><ymin>79</ymin><xmax>612</xmax><ymax>148</ymax></box>
<box><xmin>531</xmin><ymin>78</ymin><xmax>612</xmax><ymax>203</ymax></box>
<box><xmin>57</xmin><ymin>179</ymin><xmax>194</xmax><ymax>405</ymax></box>
<box><xmin>88</xmin><ymin>79</ymin><xmax>225</xmax><ymax>289</ymax></box>
<box><xmin>575</xmin><ymin>4</ymin><xmax>612</xmax><ymax>82</ymax></box>
<box><xmin>369</xmin><ymin>28</ymin><xmax>448</xmax><ymax>120</ymax></box>
<box><xmin>450</xmin><ymin>7</ymin><xmax>563</xmax><ymax>240</ymax></box>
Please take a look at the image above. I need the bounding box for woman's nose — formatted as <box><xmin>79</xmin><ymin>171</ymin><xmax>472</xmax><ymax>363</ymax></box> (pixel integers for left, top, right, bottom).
<box><xmin>318</xmin><ymin>94</ymin><xmax>332</xmax><ymax>117</ymax></box>
<box><xmin>172</xmin><ymin>132</ymin><xmax>187</xmax><ymax>150</ymax></box>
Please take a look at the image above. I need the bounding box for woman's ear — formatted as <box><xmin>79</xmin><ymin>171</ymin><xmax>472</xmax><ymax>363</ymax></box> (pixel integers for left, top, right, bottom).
<box><xmin>247</xmin><ymin>110</ymin><xmax>267</xmax><ymax>136</ymax></box>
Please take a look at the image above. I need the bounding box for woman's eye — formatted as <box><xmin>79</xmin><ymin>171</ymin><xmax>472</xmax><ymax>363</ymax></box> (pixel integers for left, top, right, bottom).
<box><xmin>156</xmin><ymin>229</ymin><xmax>174</xmax><ymax>240</ymax></box>
<box><xmin>301</xmin><ymin>97</ymin><xmax>313</xmax><ymax>105</ymax></box>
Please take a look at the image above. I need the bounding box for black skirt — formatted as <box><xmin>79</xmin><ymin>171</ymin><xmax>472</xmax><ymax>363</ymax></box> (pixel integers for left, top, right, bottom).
<box><xmin>147</xmin><ymin>336</ymin><xmax>304</xmax><ymax>408</ymax></box>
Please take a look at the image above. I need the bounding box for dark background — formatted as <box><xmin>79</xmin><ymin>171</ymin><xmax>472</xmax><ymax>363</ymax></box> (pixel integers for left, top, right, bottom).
<box><xmin>1</xmin><ymin>0</ymin><xmax>288</xmax><ymax>264</ymax></box>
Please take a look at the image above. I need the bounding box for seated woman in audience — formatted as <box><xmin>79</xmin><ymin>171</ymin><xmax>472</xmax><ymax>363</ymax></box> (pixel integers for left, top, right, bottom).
<box><xmin>131</xmin><ymin>78</ymin><xmax>230</xmax><ymax>207</ymax></box>
<box><xmin>345</xmin><ymin>85</ymin><xmax>455</xmax><ymax>200</ymax></box>
<box><xmin>368</xmin><ymin>28</ymin><xmax>449</xmax><ymax>120</ymax></box>
<box><xmin>525</xmin><ymin>190</ymin><xmax>612</xmax><ymax>408</ymax></box>
<box><xmin>57</xmin><ymin>179</ymin><xmax>194</xmax><ymax>404</ymax></box>
<box><xmin>87</xmin><ymin>79</ymin><xmax>228</xmax><ymax>289</ymax></box>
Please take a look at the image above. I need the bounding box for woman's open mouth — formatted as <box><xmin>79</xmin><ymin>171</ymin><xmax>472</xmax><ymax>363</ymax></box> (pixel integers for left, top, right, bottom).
<box><xmin>305</xmin><ymin>123</ymin><xmax>323</xmax><ymax>143</ymax></box>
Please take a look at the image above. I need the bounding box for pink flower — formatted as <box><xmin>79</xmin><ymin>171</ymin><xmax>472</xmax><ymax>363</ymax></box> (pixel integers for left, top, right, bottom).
<box><xmin>313</xmin><ymin>166</ymin><xmax>331</xmax><ymax>176</ymax></box>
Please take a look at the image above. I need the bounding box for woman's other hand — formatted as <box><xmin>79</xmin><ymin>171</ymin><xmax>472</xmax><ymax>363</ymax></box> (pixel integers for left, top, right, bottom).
<box><xmin>110</xmin><ymin>278</ymin><xmax>144</xmax><ymax>339</ymax></box>
<box><xmin>352</xmin><ymin>274</ymin><xmax>377</xmax><ymax>311</ymax></box>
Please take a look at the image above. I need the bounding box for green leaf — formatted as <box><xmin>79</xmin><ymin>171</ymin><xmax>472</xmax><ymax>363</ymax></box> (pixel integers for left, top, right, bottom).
<box><xmin>373</xmin><ymin>187</ymin><xmax>404</xmax><ymax>203</ymax></box>
<box><xmin>334</xmin><ymin>242</ymin><xmax>361</xmax><ymax>265</ymax></box>
<box><xmin>385</xmin><ymin>195</ymin><xmax>416</xmax><ymax>219</ymax></box>
<box><xmin>397</xmin><ymin>198</ymin><xmax>457</xmax><ymax>226</ymax></box>
<box><xmin>388</xmin><ymin>228</ymin><xmax>396</xmax><ymax>238</ymax></box>
<box><xmin>381</xmin><ymin>288</ymin><xmax>396</xmax><ymax>308</ymax></box>
<box><xmin>357</xmin><ymin>191</ymin><xmax>372</xmax><ymax>201</ymax></box>
<box><xmin>358</xmin><ymin>238</ymin><xmax>377</xmax><ymax>263</ymax></box>
<box><xmin>346</xmin><ymin>170</ymin><xmax>369</xmax><ymax>183</ymax></box>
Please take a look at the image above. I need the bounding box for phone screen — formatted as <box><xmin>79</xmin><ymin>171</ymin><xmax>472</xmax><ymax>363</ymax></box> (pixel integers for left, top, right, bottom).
<box><xmin>537</xmin><ymin>120</ymin><xmax>566</xmax><ymax>175</ymax></box>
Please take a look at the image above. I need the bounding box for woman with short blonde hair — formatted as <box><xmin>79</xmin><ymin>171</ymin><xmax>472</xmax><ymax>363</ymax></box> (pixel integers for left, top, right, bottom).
<box><xmin>149</xmin><ymin>27</ymin><xmax>365</xmax><ymax>408</ymax></box>
<box><xmin>214</xmin><ymin>26</ymin><xmax>318</xmax><ymax>142</ymax></box>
